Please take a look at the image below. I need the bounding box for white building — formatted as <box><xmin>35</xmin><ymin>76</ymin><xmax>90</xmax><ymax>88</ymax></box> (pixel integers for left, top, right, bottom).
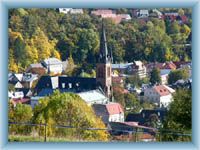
<box><xmin>138</xmin><ymin>10</ymin><xmax>149</xmax><ymax>18</ymax></box>
<box><xmin>144</xmin><ymin>85</ymin><xmax>175</xmax><ymax>107</ymax></box>
<box><xmin>8</xmin><ymin>91</ymin><xmax>24</xmax><ymax>99</ymax></box>
<box><xmin>59</xmin><ymin>8</ymin><xmax>72</xmax><ymax>14</ymax></box>
<box><xmin>119</xmin><ymin>14</ymin><xmax>132</xmax><ymax>21</ymax></box>
<box><xmin>59</xmin><ymin>8</ymin><xmax>83</xmax><ymax>14</ymax></box>
<box><xmin>77</xmin><ymin>90</ymin><xmax>109</xmax><ymax>105</ymax></box>
<box><xmin>42</xmin><ymin>58</ymin><xmax>63</xmax><ymax>74</ymax></box>
<box><xmin>92</xmin><ymin>102</ymin><xmax>124</xmax><ymax>124</ymax></box>
<box><xmin>160</xmin><ymin>69</ymin><xmax>171</xmax><ymax>85</ymax></box>
<box><xmin>132</xmin><ymin>61</ymin><xmax>147</xmax><ymax>78</ymax></box>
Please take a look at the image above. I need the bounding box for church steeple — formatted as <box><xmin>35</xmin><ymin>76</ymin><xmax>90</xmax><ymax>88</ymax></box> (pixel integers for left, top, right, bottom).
<box><xmin>98</xmin><ymin>21</ymin><xmax>111</xmax><ymax>63</ymax></box>
<box><xmin>96</xmin><ymin>20</ymin><xmax>113</xmax><ymax>100</ymax></box>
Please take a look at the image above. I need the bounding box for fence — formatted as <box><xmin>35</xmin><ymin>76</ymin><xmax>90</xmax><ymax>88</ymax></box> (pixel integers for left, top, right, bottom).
<box><xmin>8</xmin><ymin>122</ymin><xmax>192</xmax><ymax>142</ymax></box>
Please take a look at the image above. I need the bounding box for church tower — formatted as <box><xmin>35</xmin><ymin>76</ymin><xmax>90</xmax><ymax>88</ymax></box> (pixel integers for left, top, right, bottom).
<box><xmin>96</xmin><ymin>21</ymin><xmax>113</xmax><ymax>100</ymax></box>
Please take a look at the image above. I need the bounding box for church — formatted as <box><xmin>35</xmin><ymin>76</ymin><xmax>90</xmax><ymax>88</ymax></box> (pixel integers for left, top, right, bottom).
<box><xmin>34</xmin><ymin>22</ymin><xmax>113</xmax><ymax>103</ymax></box>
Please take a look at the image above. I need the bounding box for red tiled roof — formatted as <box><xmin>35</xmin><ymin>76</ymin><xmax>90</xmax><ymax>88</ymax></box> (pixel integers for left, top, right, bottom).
<box><xmin>12</xmin><ymin>98</ymin><xmax>30</xmax><ymax>104</ymax></box>
<box><xmin>153</xmin><ymin>85</ymin><xmax>171</xmax><ymax>96</ymax></box>
<box><xmin>118</xmin><ymin>122</ymin><xmax>157</xmax><ymax>130</ymax></box>
<box><xmin>161</xmin><ymin>62</ymin><xmax>176</xmax><ymax>70</ymax></box>
<box><xmin>91</xmin><ymin>9</ymin><xmax>114</xmax><ymax>16</ymax></box>
<box><xmin>106</xmin><ymin>103</ymin><xmax>124</xmax><ymax>115</ymax></box>
<box><xmin>180</xmin><ymin>15</ymin><xmax>188</xmax><ymax>23</ymax></box>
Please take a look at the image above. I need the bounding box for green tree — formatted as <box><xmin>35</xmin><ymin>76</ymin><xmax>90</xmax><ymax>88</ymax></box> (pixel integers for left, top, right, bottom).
<box><xmin>124</xmin><ymin>93</ymin><xmax>141</xmax><ymax>113</ymax></box>
<box><xmin>162</xmin><ymin>89</ymin><xmax>191</xmax><ymax>141</ymax></box>
<box><xmin>150</xmin><ymin>68</ymin><xmax>161</xmax><ymax>85</ymax></box>
<box><xmin>168</xmin><ymin>68</ymin><xmax>189</xmax><ymax>84</ymax></box>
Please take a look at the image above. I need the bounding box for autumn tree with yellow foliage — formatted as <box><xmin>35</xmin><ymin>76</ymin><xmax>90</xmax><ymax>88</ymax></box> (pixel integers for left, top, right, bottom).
<box><xmin>33</xmin><ymin>91</ymin><xmax>109</xmax><ymax>141</ymax></box>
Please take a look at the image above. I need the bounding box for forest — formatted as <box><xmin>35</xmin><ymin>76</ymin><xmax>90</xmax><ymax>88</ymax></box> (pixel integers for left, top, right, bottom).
<box><xmin>9</xmin><ymin>8</ymin><xmax>192</xmax><ymax>74</ymax></box>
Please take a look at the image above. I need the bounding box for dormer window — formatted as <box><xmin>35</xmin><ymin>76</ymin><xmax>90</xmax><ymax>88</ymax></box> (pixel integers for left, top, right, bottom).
<box><xmin>69</xmin><ymin>83</ymin><xmax>72</xmax><ymax>89</ymax></box>
<box><xmin>62</xmin><ymin>83</ymin><xmax>65</xmax><ymax>89</ymax></box>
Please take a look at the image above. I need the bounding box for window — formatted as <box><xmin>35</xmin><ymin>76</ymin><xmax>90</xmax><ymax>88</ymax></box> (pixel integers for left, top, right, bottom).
<box><xmin>107</xmin><ymin>67</ymin><xmax>111</xmax><ymax>77</ymax></box>
<box><xmin>62</xmin><ymin>83</ymin><xmax>65</xmax><ymax>89</ymax></box>
<box><xmin>68</xmin><ymin>83</ymin><xmax>72</xmax><ymax>89</ymax></box>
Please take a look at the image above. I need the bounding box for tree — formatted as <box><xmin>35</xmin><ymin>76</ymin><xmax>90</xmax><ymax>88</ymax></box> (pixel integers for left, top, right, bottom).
<box><xmin>178</xmin><ymin>9</ymin><xmax>185</xmax><ymax>16</ymax></box>
<box><xmin>124</xmin><ymin>93</ymin><xmax>141</xmax><ymax>113</ymax></box>
<box><xmin>162</xmin><ymin>89</ymin><xmax>191</xmax><ymax>141</ymax></box>
<box><xmin>168</xmin><ymin>68</ymin><xmax>190</xmax><ymax>84</ymax></box>
<box><xmin>150</xmin><ymin>68</ymin><xmax>161</xmax><ymax>85</ymax></box>
<box><xmin>64</xmin><ymin>54</ymin><xmax>75</xmax><ymax>76</ymax></box>
<box><xmin>33</xmin><ymin>91</ymin><xmax>109</xmax><ymax>141</ymax></box>
<box><xmin>73</xmin><ymin>28</ymin><xmax>99</xmax><ymax>63</ymax></box>
<box><xmin>9</xmin><ymin>102</ymin><xmax>33</xmax><ymax>135</ymax></box>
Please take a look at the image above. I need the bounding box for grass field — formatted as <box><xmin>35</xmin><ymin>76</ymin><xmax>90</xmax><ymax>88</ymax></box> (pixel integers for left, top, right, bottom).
<box><xmin>9</xmin><ymin>135</ymin><xmax>81</xmax><ymax>142</ymax></box>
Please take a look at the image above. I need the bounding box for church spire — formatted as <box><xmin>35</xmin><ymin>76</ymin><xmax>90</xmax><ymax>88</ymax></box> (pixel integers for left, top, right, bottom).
<box><xmin>99</xmin><ymin>20</ymin><xmax>110</xmax><ymax>63</ymax></box>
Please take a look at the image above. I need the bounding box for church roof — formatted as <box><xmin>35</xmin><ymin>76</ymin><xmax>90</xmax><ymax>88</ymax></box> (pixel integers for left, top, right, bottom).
<box><xmin>35</xmin><ymin>75</ymin><xmax>97</xmax><ymax>93</ymax></box>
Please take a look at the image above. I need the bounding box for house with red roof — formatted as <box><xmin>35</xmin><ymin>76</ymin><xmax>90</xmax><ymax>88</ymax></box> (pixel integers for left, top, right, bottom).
<box><xmin>144</xmin><ymin>85</ymin><xmax>175</xmax><ymax>107</ymax></box>
<box><xmin>92</xmin><ymin>102</ymin><xmax>124</xmax><ymax>124</ymax></box>
<box><xmin>91</xmin><ymin>9</ymin><xmax>131</xmax><ymax>24</ymax></box>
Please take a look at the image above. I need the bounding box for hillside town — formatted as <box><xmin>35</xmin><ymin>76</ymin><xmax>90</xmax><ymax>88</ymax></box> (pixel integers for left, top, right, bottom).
<box><xmin>8</xmin><ymin>8</ymin><xmax>192</xmax><ymax>142</ymax></box>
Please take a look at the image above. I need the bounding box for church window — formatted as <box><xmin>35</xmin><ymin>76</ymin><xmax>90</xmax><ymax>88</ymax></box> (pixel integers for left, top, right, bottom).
<box><xmin>107</xmin><ymin>67</ymin><xmax>111</xmax><ymax>77</ymax></box>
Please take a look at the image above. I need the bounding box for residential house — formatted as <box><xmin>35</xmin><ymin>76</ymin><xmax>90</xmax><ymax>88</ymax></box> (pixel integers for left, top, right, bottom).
<box><xmin>138</xmin><ymin>10</ymin><xmax>149</xmax><ymax>18</ymax></box>
<box><xmin>144</xmin><ymin>85</ymin><xmax>175</xmax><ymax>107</ymax></box>
<box><xmin>18</xmin><ymin>88</ymin><xmax>33</xmax><ymax>98</ymax></box>
<box><xmin>21</xmin><ymin>73</ymin><xmax>38</xmax><ymax>88</ymax></box>
<box><xmin>8</xmin><ymin>91</ymin><xmax>24</xmax><ymax>99</ymax></box>
<box><xmin>9</xmin><ymin>81</ymin><xmax>23</xmax><ymax>89</ymax></box>
<box><xmin>160</xmin><ymin>69</ymin><xmax>171</xmax><ymax>85</ymax></box>
<box><xmin>162</xmin><ymin>12</ymin><xmax>188</xmax><ymax>24</ymax></box>
<box><xmin>8</xmin><ymin>73</ymin><xmax>24</xmax><ymax>89</ymax></box>
<box><xmin>8</xmin><ymin>73</ymin><xmax>23</xmax><ymax>83</ymax></box>
<box><xmin>162</xmin><ymin>12</ymin><xmax>179</xmax><ymax>22</ymax></box>
<box><xmin>112</xmin><ymin>63</ymin><xmax>133</xmax><ymax>75</ymax></box>
<box><xmin>41</xmin><ymin>58</ymin><xmax>63</xmax><ymax>74</ymax></box>
<box><xmin>91</xmin><ymin>9</ymin><xmax>114</xmax><ymax>16</ymax></box>
<box><xmin>112</xmin><ymin>61</ymin><xmax>146</xmax><ymax>78</ymax></box>
<box><xmin>126</xmin><ymin>109</ymin><xmax>167</xmax><ymax>127</ymax></box>
<box><xmin>26</xmin><ymin>63</ymin><xmax>47</xmax><ymax>75</ymax></box>
<box><xmin>118</xmin><ymin>14</ymin><xmax>132</xmax><ymax>21</ymax></box>
<box><xmin>70</xmin><ymin>9</ymin><xmax>84</xmax><ymax>14</ymax></box>
<box><xmin>131</xmin><ymin>61</ymin><xmax>147</xmax><ymax>78</ymax></box>
<box><xmin>151</xmin><ymin>9</ymin><xmax>163</xmax><ymax>19</ymax></box>
<box><xmin>91</xmin><ymin>9</ymin><xmax>131</xmax><ymax>24</ymax></box>
<box><xmin>146</xmin><ymin>62</ymin><xmax>176</xmax><ymax>76</ymax></box>
<box><xmin>109</xmin><ymin>121</ymin><xmax>156</xmax><ymax>141</ymax></box>
<box><xmin>58</xmin><ymin>8</ymin><xmax>72</xmax><ymax>14</ymax></box>
<box><xmin>173</xmin><ymin>61</ymin><xmax>191</xmax><ymax>69</ymax></box>
<box><xmin>58</xmin><ymin>8</ymin><xmax>83</xmax><ymax>14</ymax></box>
<box><xmin>92</xmin><ymin>102</ymin><xmax>124</xmax><ymax>124</ymax></box>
